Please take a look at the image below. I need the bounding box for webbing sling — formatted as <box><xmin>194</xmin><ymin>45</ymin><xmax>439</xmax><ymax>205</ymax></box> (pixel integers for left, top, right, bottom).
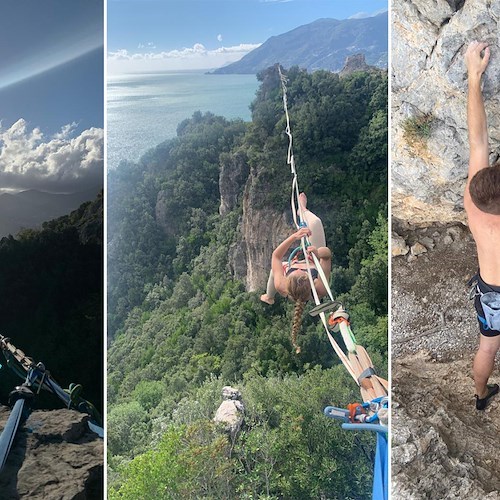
<box><xmin>278</xmin><ymin>67</ymin><xmax>358</xmax><ymax>383</ymax></box>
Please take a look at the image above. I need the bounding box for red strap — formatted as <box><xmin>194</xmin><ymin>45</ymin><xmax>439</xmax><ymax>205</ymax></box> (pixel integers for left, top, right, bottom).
<box><xmin>328</xmin><ymin>316</ymin><xmax>349</xmax><ymax>328</ymax></box>
<box><xmin>347</xmin><ymin>403</ymin><xmax>365</xmax><ymax>422</ymax></box>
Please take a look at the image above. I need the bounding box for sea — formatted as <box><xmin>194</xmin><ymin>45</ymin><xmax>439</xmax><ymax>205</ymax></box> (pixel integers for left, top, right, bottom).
<box><xmin>107</xmin><ymin>71</ymin><xmax>259</xmax><ymax>169</ymax></box>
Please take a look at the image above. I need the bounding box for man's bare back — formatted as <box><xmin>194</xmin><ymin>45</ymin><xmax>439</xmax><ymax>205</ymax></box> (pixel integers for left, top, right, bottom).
<box><xmin>465</xmin><ymin>191</ymin><xmax>500</xmax><ymax>286</ymax></box>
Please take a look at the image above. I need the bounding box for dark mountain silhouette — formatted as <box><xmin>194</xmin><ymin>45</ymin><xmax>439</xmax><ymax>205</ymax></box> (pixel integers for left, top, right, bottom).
<box><xmin>0</xmin><ymin>188</ymin><xmax>100</xmax><ymax>237</ymax></box>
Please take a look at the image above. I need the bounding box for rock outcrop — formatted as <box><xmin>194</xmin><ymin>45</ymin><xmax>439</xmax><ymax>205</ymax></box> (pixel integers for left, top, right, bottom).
<box><xmin>219</xmin><ymin>152</ymin><xmax>249</xmax><ymax>217</ymax></box>
<box><xmin>214</xmin><ymin>386</ymin><xmax>245</xmax><ymax>439</ymax></box>
<box><xmin>392</xmin><ymin>0</ymin><xmax>500</xmax><ymax>225</ymax></box>
<box><xmin>0</xmin><ymin>407</ymin><xmax>103</xmax><ymax>499</ymax></box>
<box><xmin>339</xmin><ymin>54</ymin><xmax>377</xmax><ymax>76</ymax></box>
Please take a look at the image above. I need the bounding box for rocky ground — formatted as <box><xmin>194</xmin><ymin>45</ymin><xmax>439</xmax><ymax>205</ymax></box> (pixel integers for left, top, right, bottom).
<box><xmin>392</xmin><ymin>220</ymin><xmax>500</xmax><ymax>499</ymax></box>
<box><xmin>0</xmin><ymin>408</ymin><xmax>103</xmax><ymax>499</ymax></box>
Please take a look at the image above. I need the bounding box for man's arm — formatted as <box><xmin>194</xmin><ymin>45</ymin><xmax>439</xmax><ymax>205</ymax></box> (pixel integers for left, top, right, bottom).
<box><xmin>465</xmin><ymin>41</ymin><xmax>490</xmax><ymax>185</ymax></box>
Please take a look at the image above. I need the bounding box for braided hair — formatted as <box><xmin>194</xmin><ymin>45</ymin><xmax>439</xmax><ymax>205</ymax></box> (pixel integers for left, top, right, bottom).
<box><xmin>287</xmin><ymin>273</ymin><xmax>311</xmax><ymax>354</ymax></box>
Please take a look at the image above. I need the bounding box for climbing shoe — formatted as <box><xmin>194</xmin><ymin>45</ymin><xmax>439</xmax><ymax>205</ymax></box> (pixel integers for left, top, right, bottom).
<box><xmin>475</xmin><ymin>383</ymin><xmax>499</xmax><ymax>410</ymax></box>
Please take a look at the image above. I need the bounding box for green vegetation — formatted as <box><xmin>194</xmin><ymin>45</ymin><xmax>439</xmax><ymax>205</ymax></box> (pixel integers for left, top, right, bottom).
<box><xmin>109</xmin><ymin>368</ymin><xmax>374</xmax><ymax>499</ymax></box>
<box><xmin>0</xmin><ymin>193</ymin><xmax>103</xmax><ymax>412</ymax></box>
<box><xmin>107</xmin><ymin>66</ymin><xmax>388</xmax><ymax>498</ymax></box>
<box><xmin>402</xmin><ymin>113</ymin><xmax>434</xmax><ymax>147</ymax></box>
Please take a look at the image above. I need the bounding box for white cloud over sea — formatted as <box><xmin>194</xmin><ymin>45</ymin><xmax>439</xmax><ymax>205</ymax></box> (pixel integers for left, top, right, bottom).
<box><xmin>0</xmin><ymin>119</ymin><xmax>103</xmax><ymax>193</ymax></box>
<box><xmin>108</xmin><ymin>42</ymin><xmax>261</xmax><ymax>73</ymax></box>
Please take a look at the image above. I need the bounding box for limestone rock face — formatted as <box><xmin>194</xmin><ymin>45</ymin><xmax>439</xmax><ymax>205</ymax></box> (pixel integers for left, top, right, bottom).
<box><xmin>0</xmin><ymin>407</ymin><xmax>103</xmax><ymax>499</ymax></box>
<box><xmin>219</xmin><ymin>152</ymin><xmax>250</xmax><ymax>216</ymax></box>
<box><xmin>392</xmin><ymin>0</ymin><xmax>500</xmax><ymax>225</ymax></box>
<box><xmin>233</xmin><ymin>164</ymin><xmax>291</xmax><ymax>292</ymax></box>
<box><xmin>155</xmin><ymin>147</ymin><xmax>291</xmax><ymax>292</ymax></box>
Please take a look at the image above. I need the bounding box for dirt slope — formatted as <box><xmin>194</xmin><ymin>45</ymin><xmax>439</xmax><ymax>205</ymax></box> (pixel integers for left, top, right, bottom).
<box><xmin>392</xmin><ymin>222</ymin><xmax>500</xmax><ymax>499</ymax></box>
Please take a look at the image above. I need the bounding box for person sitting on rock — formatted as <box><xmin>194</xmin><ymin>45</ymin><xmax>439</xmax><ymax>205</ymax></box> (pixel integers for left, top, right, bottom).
<box><xmin>260</xmin><ymin>192</ymin><xmax>332</xmax><ymax>353</ymax></box>
<box><xmin>464</xmin><ymin>41</ymin><xmax>500</xmax><ymax>410</ymax></box>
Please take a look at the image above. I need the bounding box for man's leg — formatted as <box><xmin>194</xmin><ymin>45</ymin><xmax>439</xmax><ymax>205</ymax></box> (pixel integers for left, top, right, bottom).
<box><xmin>473</xmin><ymin>333</ymin><xmax>500</xmax><ymax>397</ymax></box>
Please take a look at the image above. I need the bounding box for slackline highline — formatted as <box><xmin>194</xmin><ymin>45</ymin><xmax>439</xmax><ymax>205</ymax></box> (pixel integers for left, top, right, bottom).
<box><xmin>278</xmin><ymin>65</ymin><xmax>388</xmax><ymax>500</ymax></box>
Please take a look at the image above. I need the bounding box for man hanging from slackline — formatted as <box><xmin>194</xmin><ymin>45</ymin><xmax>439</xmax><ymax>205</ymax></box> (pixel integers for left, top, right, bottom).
<box><xmin>464</xmin><ymin>41</ymin><xmax>500</xmax><ymax>410</ymax></box>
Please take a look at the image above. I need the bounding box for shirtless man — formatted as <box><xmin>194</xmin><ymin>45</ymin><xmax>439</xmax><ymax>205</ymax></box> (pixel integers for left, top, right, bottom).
<box><xmin>464</xmin><ymin>41</ymin><xmax>500</xmax><ymax>409</ymax></box>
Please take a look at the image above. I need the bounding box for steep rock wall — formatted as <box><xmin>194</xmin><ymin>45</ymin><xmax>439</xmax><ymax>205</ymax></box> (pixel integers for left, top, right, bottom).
<box><xmin>219</xmin><ymin>151</ymin><xmax>249</xmax><ymax>217</ymax></box>
<box><xmin>392</xmin><ymin>0</ymin><xmax>500</xmax><ymax>225</ymax></box>
<box><xmin>222</xmin><ymin>157</ymin><xmax>291</xmax><ymax>291</ymax></box>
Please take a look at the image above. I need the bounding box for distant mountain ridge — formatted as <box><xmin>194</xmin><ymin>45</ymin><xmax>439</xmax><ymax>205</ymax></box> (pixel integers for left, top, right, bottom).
<box><xmin>212</xmin><ymin>12</ymin><xmax>388</xmax><ymax>75</ymax></box>
<box><xmin>0</xmin><ymin>188</ymin><xmax>100</xmax><ymax>237</ymax></box>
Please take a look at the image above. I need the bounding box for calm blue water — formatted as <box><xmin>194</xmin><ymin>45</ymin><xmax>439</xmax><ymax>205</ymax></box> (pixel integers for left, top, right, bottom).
<box><xmin>107</xmin><ymin>71</ymin><xmax>259</xmax><ymax>169</ymax></box>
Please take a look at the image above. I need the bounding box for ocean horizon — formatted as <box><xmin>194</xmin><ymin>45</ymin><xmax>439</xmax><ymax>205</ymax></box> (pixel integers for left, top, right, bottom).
<box><xmin>107</xmin><ymin>70</ymin><xmax>259</xmax><ymax>169</ymax></box>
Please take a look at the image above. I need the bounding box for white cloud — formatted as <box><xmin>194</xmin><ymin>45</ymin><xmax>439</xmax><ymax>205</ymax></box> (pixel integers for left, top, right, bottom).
<box><xmin>108</xmin><ymin>42</ymin><xmax>261</xmax><ymax>73</ymax></box>
<box><xmin>138</xmin><ymin>42</ymin><xmax>156</xmax><ymax>49</ymax></box>
<box><xmin>349</xmin><ymin>9</ymin><xmax>387</xmax><ymax>19</ymax></box>
<box><xmin>349</xmin><ymin>11</ymin><xmax>369</xmax><ymax>19</ymax></box>
<box><xmin>53</xmin><ymin>122</ymin><xmax>79</xmax><ymax>140</ymax></box>
<box><xmin>217</xmin><ymin>34</ymin><xmax>223</xmax><ymax>42</ymax></box>
<box><xmin>0</xmin><ymin>119</ymin><xmax>103</xmax><ymax>193</ymax></box>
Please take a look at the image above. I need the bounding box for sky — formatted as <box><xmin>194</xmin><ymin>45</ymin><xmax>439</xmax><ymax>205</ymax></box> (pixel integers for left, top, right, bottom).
<box><xmin>0</xmin><ymin>0</ymin><xmax>104</xmax><ymax>195</ymax></box>
<box><xmin>108</xmin><ymin>0</ymin><xmax>388</xmax><ymax>73</ymax></box>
